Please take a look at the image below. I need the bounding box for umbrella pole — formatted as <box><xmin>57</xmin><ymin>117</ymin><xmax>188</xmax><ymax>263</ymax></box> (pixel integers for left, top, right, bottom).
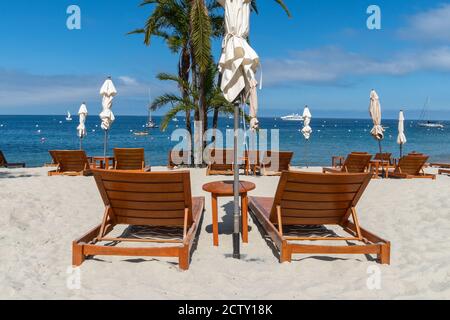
<box><xmin>306</xmin><ymin>139</ymin><xmax>309</xmax><ymax>169</ymax></box>
<box><xmin>233</xmin><ymin>101</ymin><xmax>241</xmax><ymax>260</ymax></box>
<box><xmin>103</xmin><ymin>130</ymin><xmax>108</xmax><ymax>160</ymax></box>
<box><xmin>400</xmin><ymin>144</ymin><xmax>403</xmax><ymax>158</ymax></box>
<box><xmin>80</xmin><ymin>137</ymin><xmax>82</xmax><ymax>151</ymax></box>
<box><xmin>378</xmin><ymin>139</ymin><xmax>385</xmax><ymax>178</ymax></box>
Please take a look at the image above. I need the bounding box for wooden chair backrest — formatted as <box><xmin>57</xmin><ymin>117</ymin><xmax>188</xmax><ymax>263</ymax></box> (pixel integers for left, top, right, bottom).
<box><xmin>0</xmin><ymin>151</ymin><xmax>6</xmax><ymax>166</ymax></box>
<box><xmin>245</xmin><ymin>150</ymin><xmax>260</xmax><ymax>165</ymax></box>
<box><xmin>270</xmin><ymin>171</ymin><xmax>371</xmax><ymax>226</ymax></box>
<box><xmin>206</xmin><ymin>149</ymin><xmax>235</xmax><ymax>170</ymax></box>
<box><xmin>114</xmin><ymin>148</ymin><xmax>145</xmax><ymax>170</ymax></box>
<box><xmin>374</xmin><ymin>153</ymin><xmax>392</xmax><ymax>162</ymax></box>
<box><xmin>49</xmin><ymin>150</ymin><xmax>58</xmax><ymax>165</ymax></box>
<box><xmin>397</xmin><ymin>154</ymin><xmax>429</xmax><ymax>175</ymax></box>
<box><xmin>51</xmin><ymin>150</ymin><xmax>90</xmax><ymax>173</ymax></box>
<box><xmin>168</xmin><ymin>150</ymin><xmax>190</xmax><ymax>168</ymax></box>
<box><xmin>261</xmin><ymin>151</ymin><xmax>294</xmax><ymax>172</ymax></box>
<box><xmin>92</xmin><ymin>169</ymin><xmax>193</xmax><ymax>226</ymax></box>
<box><xmin>342</xmin><ymin>153</ymin><xmax>372</xmax><ymax>173</ymax></box>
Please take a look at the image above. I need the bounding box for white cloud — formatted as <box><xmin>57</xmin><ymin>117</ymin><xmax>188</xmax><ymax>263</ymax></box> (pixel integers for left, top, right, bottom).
<box><xmin>118</xmin><ymin>75</ymin><xmax>138</xmax><ymax>86</ymax></box>
<box><xmin>263</xmin><ymin>46</ymin><xmax>450</xmax><ymax>86</ymax></box>
<box><xmin>398</xmin><ymin>3</ymin><xmax>450</xmax><ymax>42</ymax></box>
<box><xmin>0</xmin><ymin>69</ymin><xmax>172</xmax><ymax>108</ymax></box>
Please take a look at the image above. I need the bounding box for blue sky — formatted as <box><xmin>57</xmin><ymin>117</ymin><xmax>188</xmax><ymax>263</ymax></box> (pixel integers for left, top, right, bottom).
<box><xmin>0</xmin><ymin>0</ymin><xmax>450</xmax><ymax>119</ymax></box>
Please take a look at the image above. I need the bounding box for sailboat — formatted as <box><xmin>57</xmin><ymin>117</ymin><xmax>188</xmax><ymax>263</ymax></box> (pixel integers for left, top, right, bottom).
<box><xmin>418</xmin><ymin>97</ymin><xmax>444</xmax><ymax>129</ymax></box>
<box><xmin>66</xmin><ymin>111</ymin><xmax>72</xmax><ymax>121</ymax></box>
<box><xmin>145</xmin><ymin>108</ymin><xmax>159</xmax><ymax>129</ymax></box>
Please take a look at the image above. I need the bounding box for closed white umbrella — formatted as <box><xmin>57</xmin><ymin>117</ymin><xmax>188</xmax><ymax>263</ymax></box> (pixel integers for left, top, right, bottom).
<box><xmin>77</xmin><ymin>103</ymin><xmax>88</xmax><ymax>149</ymax></box>
<box><xmin>369</xmin><ymin>89</ymin><xmax>384</xmax><ymax>153</ymax></box>
<box><xmin>301</xmin><ymin>106</ymin><xmax>312</xmax><ymax>140</ymax></box>
<box><xmin>99</xmin><ymin>77</ymin><xmax>117</xmax><ymax>157</ymax></box>
<box><xmin>218</xmin><ymin>0</ymin><xmax>261</xmax><ymax>259</ymax></box>
<box><xmin>302</xmin><ymin>106</ymin><xmax>312</xmax><ymax>168</ymax></box>
<box><xmin>397</xmin><ymin>110</ymin><xmax>407</xmax><ymax>157</ymax></box>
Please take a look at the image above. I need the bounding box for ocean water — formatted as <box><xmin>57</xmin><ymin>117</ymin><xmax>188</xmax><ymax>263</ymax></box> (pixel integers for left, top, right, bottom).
<box><xmin>0</xmin><ymin>115</ymin><xmax>449</xmax><ymax>168</ymax></box>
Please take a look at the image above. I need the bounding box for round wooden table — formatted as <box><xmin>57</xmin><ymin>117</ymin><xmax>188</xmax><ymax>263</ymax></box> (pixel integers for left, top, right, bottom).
<box><xmin>202</xmin><ymin>180</ymin><xmax>256</xmax><ymax>246</ymax></box>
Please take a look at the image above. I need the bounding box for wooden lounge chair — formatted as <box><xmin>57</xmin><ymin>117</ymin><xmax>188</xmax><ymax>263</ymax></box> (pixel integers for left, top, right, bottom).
<box><xmin>113</xmin><ymin>148</ymin><xmax>151</xmax><ymax>171</ymax></box>
<box><xmin>438</xmin><ymin>169</ymin><xmax>450</xmax><ymax>175</ymax></box>
<box><xmin>206</xmin><ymin>149</ymin><xmax>235</xmax><ymax>175</ymax></box>
<box><xmin>260</xmin><ymin>151</ymin><xmax>294</xmax><ymax>176</ymax></box>
<box><xmin>0</xmin><ymin>150</ymin><xmax>25</xmax><ymax>168</ymax></box>
<box><xmin>48</xmin><ymin>150</ymin><xmax>92</xmax><ymax>176</ymax></box>
<box><xmin>430</xmin><ymin>162</ymin><xmax>450</xmax><ymax>169</ymax></box>
<box><xmin>72</xmin><ymin>170</ymin><xmax>205</xmax><ymax>270</ymax></box>
<box><xmin>374</xmin><ymin>153</ymin><xmax>393</xmax><ymax>164</ymax></box>
<box><xmin>323</xmin><ymin>153</ymin><xmax>372</xmax><ymax>174</ymax></box>
<box><xmin>168</xmin><ymin>150</ymin><xmax>191</xmax><ymax>169</ymax></box>
<box><xmin>248</xmin><ymin>171</ymin><xmax>390</xmax><ymax>264</ymax></box>
<box><xmin>244</xmin><ymin>150</ymin><xmax>261</xmax><ymax>175</ymax></box>
<box><xmin>387</xmin><ymin>154</ymin><xmax>435</xmax><ymax>179</ymax></box>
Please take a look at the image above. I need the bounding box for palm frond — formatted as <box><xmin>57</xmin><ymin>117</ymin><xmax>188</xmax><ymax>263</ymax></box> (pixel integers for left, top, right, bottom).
<box><xmin>190</xmin><ymin>0</ymin><xmax>212</xmax><ymax>72</ymax></box>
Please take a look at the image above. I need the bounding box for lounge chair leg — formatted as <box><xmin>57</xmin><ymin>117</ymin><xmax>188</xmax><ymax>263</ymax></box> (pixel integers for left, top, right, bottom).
<box><xmin>280</xmin><ymin>242</ymin><xmax>292</xmax><ymax>263</ymax></box>
<box><xmin>72</xmin><ymin>242</ymin><xmax>85</xmax><ymax>266</ymax></box>
<box><xmin>179</xmin><ymin>247</ymin><xmax>190</xmax><ymax>271</ymax></box>
<box><xmin>378</xmin><ymin>243</ymin><xmax>390</xmax><ymax>265</ymax></box>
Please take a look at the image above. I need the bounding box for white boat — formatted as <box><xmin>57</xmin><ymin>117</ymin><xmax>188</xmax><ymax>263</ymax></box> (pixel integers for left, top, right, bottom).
<box><xmin>418</xmin><ymin>97</ymin><xmax>444</xmax><ymax>129</ymax></box>
<box><xmin>281</xmin><ymin>113</ymin><xmax>303</xmax><ymax>121</ymax></box>
<box><xmin>133</xmin><ymin>131</ymin><xmax>149</xmax><ymax>136</ymax></box>
<box><xmin>66</xmin><ymin>111</ymin><xmax>72</xmax><ymax>121</ymax></box>
<box><xmin>145</xmin><ymin>108</ymin><xmax>158</xmax><ymax>129</ymax></box>
<box><xmin>418</xmin><ymin>122</ymin><xmax>444</xmax><ymax>129</ymax></box>
<box><xmin>172</xmin><ymin>118</ymin><xmax>179</xmax><ymax>122</ymax></box>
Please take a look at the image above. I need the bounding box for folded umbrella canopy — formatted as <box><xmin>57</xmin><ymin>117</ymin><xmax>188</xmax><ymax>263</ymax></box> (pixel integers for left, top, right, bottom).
<box><xmin>99</xmin><ymin>77</ymin><xmax>117</xmax><ymax>158</ymax></box>
<box><xmin>302</xmin><ymin>106</ymin><xmax>312</xmax><ymax>168</ymax></box>
<box><xmin>369</xmin><ymin>89</ymin><xmax>384</xmax><ymax>153</ymax></box>
<box><xmin>219</xmin><ymin>0</ymin><xmax>260</xmax><ymax>131</ymax></box>
<box><xmin>77</xmin><ymin>103</ymin><xmax>88</xmax><ymax>149</ymax></box>
<box><xmin>397</xmin><ymin>110</ymin><xmax>407</xmax><ymax>157</ymax></box>
<box><xmin>218</xmin><ymin>0</ymin><xmax>261</xmax><ymax>258</ymax></box>
<box><xmin>301</xmin><ymin>106</ymin><xmax>312</xmax><ymax>140</ymax></box>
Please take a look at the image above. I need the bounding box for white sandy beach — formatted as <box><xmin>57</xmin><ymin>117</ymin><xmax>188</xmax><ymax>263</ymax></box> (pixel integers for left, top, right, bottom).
<box><xmin>1</xmin><ymin>166</ymin><xmax>449</xmax><ymax>300</ymax></box>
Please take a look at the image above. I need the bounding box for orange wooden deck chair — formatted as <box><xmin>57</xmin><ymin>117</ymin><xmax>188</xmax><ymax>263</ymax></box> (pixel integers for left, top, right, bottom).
<box><xmin>248</xmin><ymin>171</ymin><xmax>390</xmax><ymax>264</ymax></box>
<box><xmin>431</xmin><ymin>162</ymin><xmax>450</xmax><ymax>169</ymax></box>
<box><xmin>206</xmin><ymin>149</ymin><xmax>235</xmax><ymax>175</ymax></box>
<box><xmin>113</xmin><ymin>148</ymin><xmax>151</xmax><ymax>171</ymax></box>
<box><xmin>72</xmin><ymin>170</ymin><xmax>205</xmax><ymax>270</ymax></box>
<box><xmin>244</xmin><ymin>149</ymin><xmax>261</xmax><ymax>175</ymax></box>
<box><xmin>388</xmin><ymin>154</ymin><xmax>435</xmax><ymax>179</ymax></box>
<box><xmin>168</xmin><ymin>150</ymin><xmax>191</xmax><ymax>169</ymax></box>
<box><xmin>323</xmin><ymin>153</ymin><xmax>372</xmax><ymax>174</ymax></box>
<box><xmin>0</xmin><ymin>150</ymin><xmax>25</xmax><ymax>168</ymax></box>
<box><xmin>374</xmin><ymin>152</ymin><xmax>393</xmax><ymax>165</ymax></box>
<box><xmin>48</xmin><ymin>150</ymin><xmax>91</xmax><ymax>176</ymax></box>
<box><xmin>260</xmin><ymin>151</ymin><xmax>294</xmax><ymax>176</ymax></box>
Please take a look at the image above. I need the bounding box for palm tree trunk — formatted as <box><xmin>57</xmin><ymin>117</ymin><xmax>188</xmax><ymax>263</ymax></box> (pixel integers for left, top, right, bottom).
<box><xmin>180</xmin><ymin>46</ymin><xmax>194</xmax><ymax>166</ymax></box>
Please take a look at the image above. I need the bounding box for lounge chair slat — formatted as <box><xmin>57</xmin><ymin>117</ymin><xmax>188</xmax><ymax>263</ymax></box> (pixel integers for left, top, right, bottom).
<box><xmin>110</xmin><ymin>200</ymin><xmax>186</xmax><ymax>211</ymax></box>
<box><xmin>284</xmin><ymin>182</ymin><xmax>362</xmax><ymax>193</ymax></box>
<box><xmin>106</xmin><ymin>191</ymin><xmax>185</xmax><ymax>202</ymax></box>
<box><xmin>114</xmin><ymin>208</ymin><xmax>185</xmax><ymax>219</ymax></box>
<box><xmin>282</xmin><ymin>208</ymin><xmax>347</xmax><ymax>218</ymax></box>
<box><xmin>282</xmin><ymin>191</ymin><xmax>356</xmax><ymax>202</ymax></box>
<box><xmin>103</xmin><ymin>181</ymin><xmax>184</xmax><ymax>193</ymax></box>
<box><xmin>114</xmin><ymin>216</ymin><xmax>186</xmax><ymax>226</ymax></box>
<box><xmin>280</xmin><ymin>200</ymin><xmax>351</xmax><ymax>210</ymax></box>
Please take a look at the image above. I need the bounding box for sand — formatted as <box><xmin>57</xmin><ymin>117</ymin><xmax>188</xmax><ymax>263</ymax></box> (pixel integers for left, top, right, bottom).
<box><xmin>0</xmin><ymin>166</ymin><xmax>449</xmax><ymax>299</ymax></box>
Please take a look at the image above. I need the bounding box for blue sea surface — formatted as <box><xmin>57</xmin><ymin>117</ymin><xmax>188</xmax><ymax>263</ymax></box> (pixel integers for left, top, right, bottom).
<box><xmin>0</xmin><ymin>115</ymin><xmax>449</xmax><ymax>167</ymax></box>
